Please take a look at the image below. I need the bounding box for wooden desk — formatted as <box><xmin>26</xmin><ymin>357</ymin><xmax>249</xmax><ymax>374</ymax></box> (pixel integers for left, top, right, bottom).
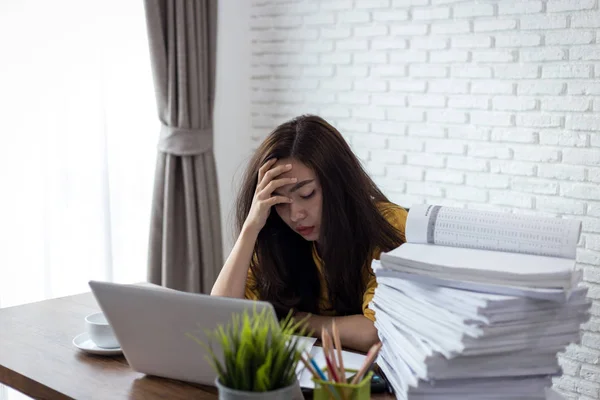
<box><xmin>0</xmin><ymin>292</ymin><xmax>394</xmax><ymax>399</ymax></box>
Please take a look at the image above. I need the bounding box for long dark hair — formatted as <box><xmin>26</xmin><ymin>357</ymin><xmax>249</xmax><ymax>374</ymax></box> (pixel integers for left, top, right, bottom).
<box><xmin>236</xmin><ymin>115</ymin><xmax>405</xmax><ymax>317</ymax></box>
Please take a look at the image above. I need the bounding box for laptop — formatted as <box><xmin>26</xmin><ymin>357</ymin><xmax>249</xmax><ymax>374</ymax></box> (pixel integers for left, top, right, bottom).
<box><xmin>88</xmin><ymin>280</ymin><xmax>278</xmax><ymax>386</ymax></box>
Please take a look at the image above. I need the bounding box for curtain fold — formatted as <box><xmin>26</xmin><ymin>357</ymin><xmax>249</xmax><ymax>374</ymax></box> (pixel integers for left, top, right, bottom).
<box><xmin>144</xmin><ymin>0</ymin><xmax>222</xmax><ymax>294</ymax></box>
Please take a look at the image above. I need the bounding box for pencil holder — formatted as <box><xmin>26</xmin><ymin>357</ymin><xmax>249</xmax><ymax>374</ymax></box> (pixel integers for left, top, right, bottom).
<box><xmin>313</xmin><ymin>368</ymin><xmax>373</xmax><ymax>400</ymax></box>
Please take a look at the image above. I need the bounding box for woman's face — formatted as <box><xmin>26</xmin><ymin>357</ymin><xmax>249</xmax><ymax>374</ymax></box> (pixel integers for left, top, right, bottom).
<box><xmin>272</xmin><ymin>158</ymin><xmax>322</xmax><ymax>241</ymax></box>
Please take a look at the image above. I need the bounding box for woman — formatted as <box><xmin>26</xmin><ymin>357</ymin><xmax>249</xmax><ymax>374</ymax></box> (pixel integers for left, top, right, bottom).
<box><xmin>211</xmin><ymin>115</ymin><xmax>407</xmax><ymax>352</ymax></box>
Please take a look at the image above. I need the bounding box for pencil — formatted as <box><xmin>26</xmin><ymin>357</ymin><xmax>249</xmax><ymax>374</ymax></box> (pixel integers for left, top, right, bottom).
<box><xmin>305</xmin><ymin>351</ymin><xmax>328</xmax><ymax>382</ymax></box>
<box><xmin>329</xmin><ymin>331</ymin><xmax>341</xmax><ymax>382</ymax></box>
<box><xmin>324</xmin><ymin>352</ymin><xmax>340</xmax><ymax>383</ymax></box>
<box><xmin>332</xmin><ymin>320</ymin><xmax>346</xmax><ymax>383</ymax></box>
<box><xmin>351</xmin><ymin>342</ymin><xmax>382</xmax><ymax>385</ymax></box>
<box><xmin>323</xmin><ymin>329</ymin><xmax>341</xmax><ymax>382</ymax></box>
<box><xmin>321</xmin><ymin>327</ymin><xmax>334</xmax><ymax>381</ymax></box>
<box><xmin>301</xmin><ymin>353</ymin><xmax>341</xmax><ymax>400</ymax></box>
<box><xmin>327</xmin><ymin>325</ymin><xmax>349</xmax><ymax>400</ymax></box>
<box><xmin>299</xmin><ymin>354</ymin><xmax>318</xmax><ymax>378</ymax></box>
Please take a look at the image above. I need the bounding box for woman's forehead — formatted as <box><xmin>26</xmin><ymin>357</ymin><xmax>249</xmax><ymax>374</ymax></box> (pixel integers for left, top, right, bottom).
<box><xmin>273</xmin><ymin>158</ymin><xmax>316</xmax><ymax>180</ymax></box>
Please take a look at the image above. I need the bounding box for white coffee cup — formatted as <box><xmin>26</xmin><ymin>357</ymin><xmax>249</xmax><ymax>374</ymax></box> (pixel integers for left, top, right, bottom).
<box><xmin>85</xmin><ymin>312</ymin><xmax>120</xmax><ymax>349</ymax></box>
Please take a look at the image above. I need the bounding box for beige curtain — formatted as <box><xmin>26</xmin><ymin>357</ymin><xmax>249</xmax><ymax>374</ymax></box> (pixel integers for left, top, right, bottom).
<box><xmin>143</xmin><ymin>0</ymin><xmax>222</xmax><ymax>293</ymax></box>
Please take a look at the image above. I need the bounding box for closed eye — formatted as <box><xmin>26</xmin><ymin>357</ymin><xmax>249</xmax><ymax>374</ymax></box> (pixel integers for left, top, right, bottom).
<box><xmin>300</xmin><ymin>190</ymin><xmax>315</xmax><ymax>199</ymax></box>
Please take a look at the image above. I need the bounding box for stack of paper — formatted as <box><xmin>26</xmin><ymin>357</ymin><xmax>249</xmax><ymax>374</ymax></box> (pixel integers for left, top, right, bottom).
<box><xmin>371</xmin><ymin>205</ymin><xmax>591</xmax><ymax>400</ymax></box>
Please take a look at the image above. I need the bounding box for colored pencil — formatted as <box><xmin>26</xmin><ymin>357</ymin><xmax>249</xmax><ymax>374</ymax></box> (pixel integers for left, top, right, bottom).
<box><xmin>302</xmin><ymin>352</ymin><xmax>341</xmax><ymax>400</ymax></box>
<box><xmin>332</xmin><ymin>320</ymin><xmax>346</xmax><ymax>383</ymax></box>
<box><xmin>306</xmin><ymin>352</ymin><xmax>328</xmax><ymax>382</ymax></box>
<box><xmin>322</xmin><ymin>330</ymin><xmax>342</xmax><ymax>382</ymax></box>
<box><xmin>327</xmin><ymin>325</ymin><xmax>349</xmax><ymax>400</ymax></box>
<box><xmin>324</xmin><ymin>352</ymin><xmax>340</xmax><ymax>383</ymax></box>
<box><xmin>351</xmin><ymin>342</ymin><xmax>382</xmax><ymax>385</ymax></box>
<box><xmin>321</xmin><ymin>327</ymin><xmax>334</xmax><ymax>381</ymax></box>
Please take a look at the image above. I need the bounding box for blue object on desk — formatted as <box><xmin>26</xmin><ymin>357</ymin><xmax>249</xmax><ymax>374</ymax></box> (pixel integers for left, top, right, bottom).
<box><xmin>371</xmin><ymin>372</ymin><xmax>389</xmax><ymax>393</ymax></box>
<box><xmin>308</xmin><ymin>357</ymin><xmax>328</xmax><ymax>381</ymax></box>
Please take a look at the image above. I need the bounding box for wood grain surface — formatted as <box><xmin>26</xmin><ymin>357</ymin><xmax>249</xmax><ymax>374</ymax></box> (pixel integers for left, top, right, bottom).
<box><xmin>0</xmin><ymin>291</ymin><xmax>394</xmax><ymax>399</ymax></box>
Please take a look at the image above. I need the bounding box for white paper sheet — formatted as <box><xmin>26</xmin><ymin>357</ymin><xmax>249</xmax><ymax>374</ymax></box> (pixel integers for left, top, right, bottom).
<box><xmin>383</xmin><ymin>244</ymin><xmax>575</xmax><ymax>282</ymax></box>
<box><xmin>374</xmin><ymin>261</ymin><xmax>578</xmax><ymax>301</ymax></box>
<box><xmin>405</xmin><ymin>205</ymin><xmax>581</xmax><ymax>259</ymax></box>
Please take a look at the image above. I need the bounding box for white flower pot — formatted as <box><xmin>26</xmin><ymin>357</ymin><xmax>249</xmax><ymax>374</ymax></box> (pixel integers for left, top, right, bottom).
<box><xmin>215</xmin><ymin>378</ymin><xmax>300</xmax><ymax>400</ymax></box>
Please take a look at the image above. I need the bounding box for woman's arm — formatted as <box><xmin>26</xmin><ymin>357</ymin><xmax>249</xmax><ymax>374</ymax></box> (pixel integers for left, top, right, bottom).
<box><xmin>210</xmin><ymin>224</ymin><xmax>259</xmax><ymax>298</ymax></box>
<box><xmin>294</xmin><ymin>312</ymin><xmax>379</xmax><ymax>353</ymax></box>
<box><xmin>211</xmin><ymin>160</ymin><xmax>296</xmax><ymax>298</ymax></box>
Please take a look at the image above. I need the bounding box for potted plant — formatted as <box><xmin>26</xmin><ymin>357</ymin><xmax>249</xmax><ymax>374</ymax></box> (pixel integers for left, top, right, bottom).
<box><xmin>187</xmin><ymin>307</ymin><xmax>310</xmax><ymax>400</ymax></box>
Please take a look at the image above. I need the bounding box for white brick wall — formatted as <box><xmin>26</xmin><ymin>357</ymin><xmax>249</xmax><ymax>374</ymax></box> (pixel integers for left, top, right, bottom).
<box><xmin>249</xmin><ymin>1</ymin><xmax>600</xmax><ymax>398</ymax></box>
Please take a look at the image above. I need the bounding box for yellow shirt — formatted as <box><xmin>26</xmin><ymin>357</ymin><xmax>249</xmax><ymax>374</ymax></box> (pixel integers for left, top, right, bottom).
<box><xmin>244</xmin><ymin>202</ymin><xmax>407</xmax><ymax>322</ymax></box>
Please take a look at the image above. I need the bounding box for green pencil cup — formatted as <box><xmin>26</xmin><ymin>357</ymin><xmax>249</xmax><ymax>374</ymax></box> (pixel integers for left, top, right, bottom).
<box><xmin>313</xmin><ymin>368</ymin><xmax>373</xmax><ymax>400</ymax></box>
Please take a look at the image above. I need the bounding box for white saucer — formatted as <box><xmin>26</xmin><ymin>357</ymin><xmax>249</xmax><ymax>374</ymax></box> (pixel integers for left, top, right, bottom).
<box><xmin>73</xmin><ymin>332</ymin><xmax>123</xmax><ymax>356</ymax></box>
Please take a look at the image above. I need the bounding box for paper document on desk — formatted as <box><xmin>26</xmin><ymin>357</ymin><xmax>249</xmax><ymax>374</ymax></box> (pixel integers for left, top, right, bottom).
<box><xmin>370</xmin><ymin>205</ymin><xmax>590</xmax><ymax>400</ymax></box>
<box><xmin>405</xmin><ymin>204</ymin><xmax>581</xmax><ymax>259</ymax></box>
<box><xmin>295</xmin><ymin>340</ymin><xmax>367</xmax><ymax>389</ymax></box>
<box><xmin>291</xmin><ymin>335</ymin><xmax>317</xmax><ymax>353</ymax></box>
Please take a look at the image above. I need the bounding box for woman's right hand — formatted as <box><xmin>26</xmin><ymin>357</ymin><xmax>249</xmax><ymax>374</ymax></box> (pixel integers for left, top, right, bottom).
<box><xmin>243</xmin><ymin>158</ymin><xmax>296</xmax><ymax>234</ymax></box>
